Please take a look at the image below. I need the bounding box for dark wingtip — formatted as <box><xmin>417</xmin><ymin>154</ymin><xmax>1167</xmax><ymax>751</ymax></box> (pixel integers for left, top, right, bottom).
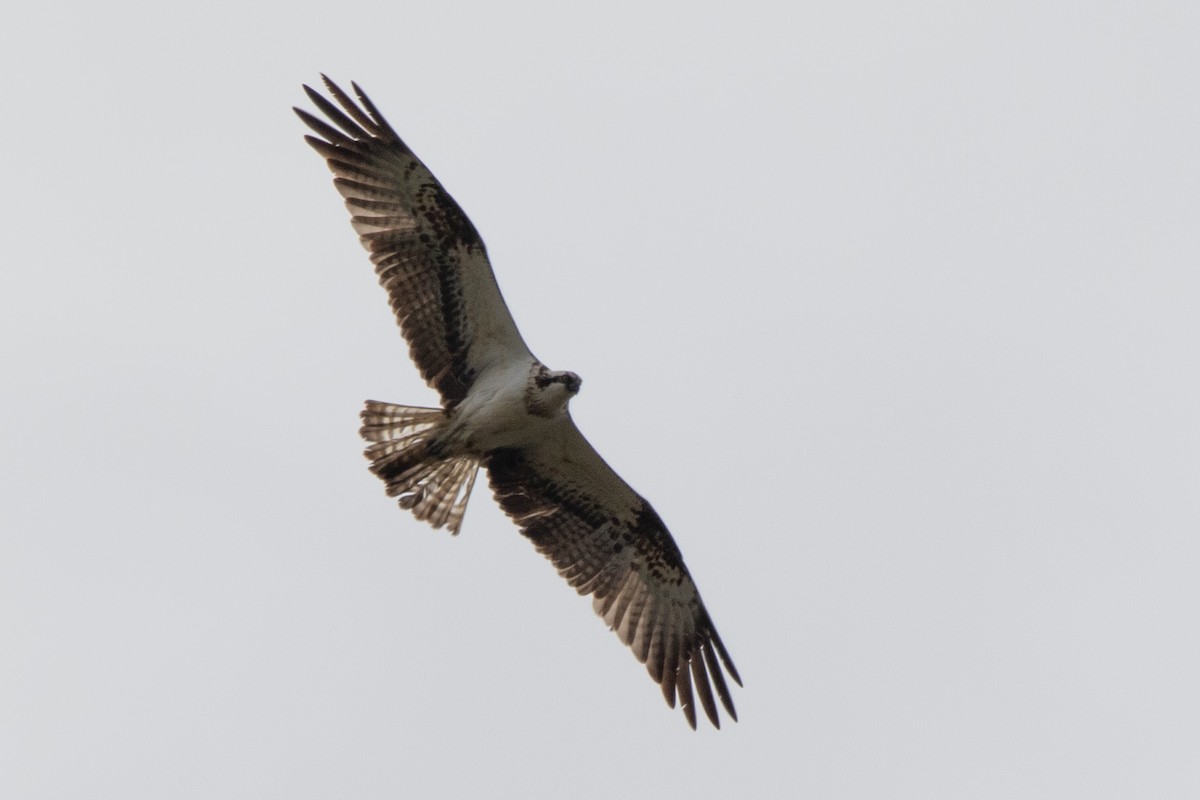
<box><xmin>710</xmin><ymin>624</ymin><xmax>743</xmax><ymax>687</ymax></box>
<box><xmin>302</xmin><ymin>83</ymin><xmax>324</xmax><ymax>106</ymax></box>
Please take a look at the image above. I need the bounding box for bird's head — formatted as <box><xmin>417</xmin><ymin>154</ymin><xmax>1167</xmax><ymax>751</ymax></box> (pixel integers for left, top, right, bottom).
<box><xmin>528</xmin><ymin>366</ymin><xmax>582</xmax><ymax>416</ymax></box>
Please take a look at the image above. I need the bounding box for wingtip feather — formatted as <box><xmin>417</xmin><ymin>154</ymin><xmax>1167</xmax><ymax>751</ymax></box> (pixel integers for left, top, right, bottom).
<box><xmin>676</xmin><ymin>657</ymin><xmax>697</xmax><ymax>730</ymax></box>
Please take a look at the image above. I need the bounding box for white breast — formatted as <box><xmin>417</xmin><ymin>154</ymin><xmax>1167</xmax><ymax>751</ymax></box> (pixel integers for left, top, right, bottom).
<box><xmin>444</xmin><ymin>359</ymin><xmax>552</xmax><ymax>453</ymax></box>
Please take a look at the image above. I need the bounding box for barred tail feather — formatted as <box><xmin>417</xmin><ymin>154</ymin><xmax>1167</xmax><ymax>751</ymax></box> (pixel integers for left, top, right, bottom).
<box><xmin>359</xmin><ymin>400</ymin><xmax>479</xmax><ymax>535</ymax></box>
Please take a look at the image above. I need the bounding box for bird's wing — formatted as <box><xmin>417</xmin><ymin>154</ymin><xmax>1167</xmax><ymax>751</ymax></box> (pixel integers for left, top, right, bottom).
<box><xmin>485</xmin><ymin>419</ymin><xmax>741</xmax><ymax>729</ymax></box>
<box><xmin>296</xmin><ymin>76</ymin><xmax>533</xmax><ymax>406</ymax></box>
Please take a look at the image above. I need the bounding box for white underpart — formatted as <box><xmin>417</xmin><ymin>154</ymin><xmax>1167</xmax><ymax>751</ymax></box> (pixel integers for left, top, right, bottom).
<box><xmin>442</xmin><ymin>359</ymin><xmax>571</xmax><ymax>454</ymax></box>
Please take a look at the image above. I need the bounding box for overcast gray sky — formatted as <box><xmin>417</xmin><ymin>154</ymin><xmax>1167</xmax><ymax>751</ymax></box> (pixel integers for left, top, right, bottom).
<box><xmin>3</xmin><ymin>2</ymin><xmax>1198</xmax><ymax>798</ymax></box>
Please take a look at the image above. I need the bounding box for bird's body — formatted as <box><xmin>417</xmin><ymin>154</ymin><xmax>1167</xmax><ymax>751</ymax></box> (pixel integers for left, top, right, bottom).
<box><xmin>296</xmin><ymin>77</ymin><xmax>741</xmax><ymax>728</ymax></box>
<box><xmin>453</xmin><ymin>363</ymin><xmax>582</xmax><ymax>447</ymax></box>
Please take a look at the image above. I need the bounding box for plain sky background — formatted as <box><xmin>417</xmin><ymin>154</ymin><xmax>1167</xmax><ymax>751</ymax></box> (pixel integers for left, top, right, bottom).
<box><xmin>3</xmin><ymin>2</ymin><xmax>1198</xmax><ymax>798</ymax></box>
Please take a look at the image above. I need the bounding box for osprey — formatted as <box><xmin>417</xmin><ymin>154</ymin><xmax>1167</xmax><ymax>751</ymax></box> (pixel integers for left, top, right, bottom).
<box><xmin>296</xmin><ymin>77</ymin><xmax>741</xmax><ymax>729</ymax></box>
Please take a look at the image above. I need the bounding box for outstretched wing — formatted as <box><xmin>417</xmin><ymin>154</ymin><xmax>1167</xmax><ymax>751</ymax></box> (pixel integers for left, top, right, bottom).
<box><xmin>485</xmin><ymin>420</ymin><xmax>742</xmax><ymax>729</ymax></box>
<box><xmin>295</xmin><ymin>76</ymin><xmax>532</xmax><ymax>406</ymax></box>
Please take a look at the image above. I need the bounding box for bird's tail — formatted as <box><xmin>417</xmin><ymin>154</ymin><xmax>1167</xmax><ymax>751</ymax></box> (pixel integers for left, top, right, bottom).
<box><xmin>359</xmin><ymin>400</ymin><xmax>479</xmax><ymax>535</ymax></box>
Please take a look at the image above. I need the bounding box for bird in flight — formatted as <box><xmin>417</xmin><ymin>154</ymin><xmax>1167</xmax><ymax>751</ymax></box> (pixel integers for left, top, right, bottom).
<box><xmin>295</xmin><ymin>76</ymin><xmax>741</xmax><ymax>728</ymax></box>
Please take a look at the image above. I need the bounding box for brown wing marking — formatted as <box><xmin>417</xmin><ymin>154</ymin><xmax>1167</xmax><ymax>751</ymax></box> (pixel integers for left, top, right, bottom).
<box><xmin>484</xmin><ymin>444</ymin><xmax>741</xmax><ymax>729</ymax></box>
<box><xmin>296</xmin><ymin>77</ymin><xmax>531</xmax><ymax>405</ymax></box>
